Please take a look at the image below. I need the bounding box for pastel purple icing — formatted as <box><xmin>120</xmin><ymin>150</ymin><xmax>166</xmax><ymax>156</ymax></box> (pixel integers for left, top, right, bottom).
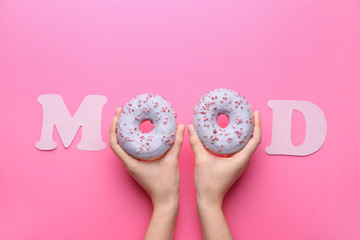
<box><xmin>117</xmin><ymin>93</ymin><xmax>177</xmax><ymax>160</ymax></box>
<box><xmin>193</xmin><ymin>88</ymin><xmax>253</xmax><ymax>155</ymax></box>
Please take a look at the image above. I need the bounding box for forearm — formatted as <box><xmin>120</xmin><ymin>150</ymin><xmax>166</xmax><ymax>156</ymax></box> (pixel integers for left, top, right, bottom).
<box><xmin>197</xmin><ymin>198</ymin><xmax>233</xmax><ymax>240</ymax></box>
<box><xmin>145</xmin><ymin>198</ymin><xmax>179</xmax><ymax>240</ymax></box>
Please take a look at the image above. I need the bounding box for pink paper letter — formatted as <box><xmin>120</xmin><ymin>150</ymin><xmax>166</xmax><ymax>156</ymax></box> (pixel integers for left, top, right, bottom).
<box><xmin>35</xmin><ymin>94</ymin><xmax>107</xmax><ymax>151</ymax></box>
<box><xmin>265</xmin><ymin>100</ymin><xmax>327</xmax><ymax>156</ymax></box>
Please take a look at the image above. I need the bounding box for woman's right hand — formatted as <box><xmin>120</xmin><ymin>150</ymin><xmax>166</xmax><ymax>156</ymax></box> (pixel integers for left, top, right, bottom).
<box><xmin>188</xmin><ymin>110</ymin><xmax>262</xmax><ymax>240</ymax></box>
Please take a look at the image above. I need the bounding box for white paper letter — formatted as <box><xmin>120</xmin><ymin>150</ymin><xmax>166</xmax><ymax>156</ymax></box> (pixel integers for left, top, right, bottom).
<box><xmin>265</xmin><ymin>100</ymin><xmax>327</xmax><ymax>156</ymax></box>
<box><xmin>35</xmin><ymin>94</ymin><xmax>107</xmax><ymax>151</ymax></box>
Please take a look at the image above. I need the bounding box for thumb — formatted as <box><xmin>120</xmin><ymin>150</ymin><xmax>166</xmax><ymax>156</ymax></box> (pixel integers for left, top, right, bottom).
<box><xmin>166</xmin><ymin>124</ymin><xmax>185</xmax><ymax>159</ymax></box>
<box><xmin>187</xmin><ymin>124</ymin><xmax>207</xmax><ymax>157</ymax></box>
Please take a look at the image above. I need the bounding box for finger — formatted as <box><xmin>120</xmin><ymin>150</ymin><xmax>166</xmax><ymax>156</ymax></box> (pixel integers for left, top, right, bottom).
<box><xmin>236</xmin><ymin>110</ymin><xmax>262</xmax><ymax>159</ymax></box>
<box><xmin>109</xmin><ymin>107</ymin><xmax>122</xmax><ymax>145</ymax></box>
<box><xmin>109</xmin><ymin>107</ymin><xmax>136</xmax><ymax>168</ymax></box>
<box><xmin>187</xmin><ymin>124</ymin><xmax>208</xmax><ymax>158</ymax></box>
<box><xmin>249</xmin><ymin>104</ymin><xmax>255</xmax><ymax>115</ymax></box>
<box><xmin>116</xmin><ymin>107</ymin><xmax>121</xmax><ymax>118</ymax></box>
<box><xmin>166</xmin><ymin>124</ymin><xmax>185</xmax><ymax>159</ymax></box>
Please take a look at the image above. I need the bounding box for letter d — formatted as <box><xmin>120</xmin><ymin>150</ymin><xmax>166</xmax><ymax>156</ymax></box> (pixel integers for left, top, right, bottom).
<box><xmin>265</xmin><ymin>100</ymin><xmax>327</xmax><ymax>156</ymax></box>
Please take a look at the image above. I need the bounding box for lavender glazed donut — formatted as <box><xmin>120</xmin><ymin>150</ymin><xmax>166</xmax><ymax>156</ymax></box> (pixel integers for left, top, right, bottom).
<box><xmin>193</xmin><ymin>88</ymin><xmax>254</xmax><ymax>155</ymax></box>
<box><xmin>117</xmin><ymin>93</ymin><xmax>177</xmax><ymax>160</ymax></box>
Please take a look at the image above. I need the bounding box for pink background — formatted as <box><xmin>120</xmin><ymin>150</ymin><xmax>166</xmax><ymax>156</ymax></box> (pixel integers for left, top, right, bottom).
<box><xmin>1</xmin><ymin>0</ymin><xmax>359</xmax><ymax>239</ymax></box>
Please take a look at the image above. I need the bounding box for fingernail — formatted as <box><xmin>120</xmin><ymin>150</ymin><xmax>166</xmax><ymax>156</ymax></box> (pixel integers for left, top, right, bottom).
<box><xmin>188</xmin><ymin>124</ymin><xmax>194</xmax><ymax>132</ymax></box>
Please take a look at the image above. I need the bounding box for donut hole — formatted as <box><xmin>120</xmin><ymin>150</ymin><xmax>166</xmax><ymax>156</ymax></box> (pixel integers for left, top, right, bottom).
<box><xmin>139</xmin><ymin>120</ymin><xmax>154</xmax><ymax>133</ymax></box>
<box><xmin>217</xmin><ymin>114</ymin><xmax>229</xmax><ymax>128</ymax></box>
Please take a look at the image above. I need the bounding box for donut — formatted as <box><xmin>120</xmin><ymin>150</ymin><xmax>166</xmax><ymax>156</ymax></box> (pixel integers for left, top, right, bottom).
<box><xmin>117</xmin><ymin>93</ymin><xmax>177</xmax><ymax>160</ymax></box>
<box><xmin>193</xmin><ymin>88</ymin><xmax>254</xmax><ymax>155</ymax></box>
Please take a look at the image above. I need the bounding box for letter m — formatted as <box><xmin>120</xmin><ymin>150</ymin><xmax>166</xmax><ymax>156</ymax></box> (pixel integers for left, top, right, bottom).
<box><xmin>35</xmin><ymin>94</ymin><xmax>107</xmax><ymax>151</ymax></box>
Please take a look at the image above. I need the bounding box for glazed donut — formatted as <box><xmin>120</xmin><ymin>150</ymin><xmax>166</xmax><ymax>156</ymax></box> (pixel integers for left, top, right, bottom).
<box><xmin>193</xmin><ymin>88</ymin><xmax>253</xmax><ymax>155</ymax></box>
<box><xmin>117</xmin><ymin>93</ymin><xmax>177</xmax><ymax>160</ymax></box>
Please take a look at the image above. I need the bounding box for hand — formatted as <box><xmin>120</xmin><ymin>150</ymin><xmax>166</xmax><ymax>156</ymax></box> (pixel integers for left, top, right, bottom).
<box><xmin>188</xmin><ymin>110</ymin><xmax>262</xmax><ymax>207</ymax></box>
<box><xmin>188</xmin><ymin>110</ymin><xmax>261</xmax><ymax>240</ymax></box>
<box><xmin>110</xmin><ymin>107</ymin><xmax>185</xmax><ymax>240</ymax></box>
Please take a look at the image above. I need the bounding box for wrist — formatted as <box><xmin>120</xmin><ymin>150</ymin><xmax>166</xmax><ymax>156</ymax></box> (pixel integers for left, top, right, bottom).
<box><xmin>196</xmin><ymin>194</ymin><xmax>223</xmax><ymax>211</ymax></box>
<box><xmin>145</xmin><ymin>194</ymin><xmax>179</xmax><ymax>240</ymax></box>
<box><xmin>152</xmin><ymin>193</ymin><xmax>179</xmax><ymax>212</ymax></box>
